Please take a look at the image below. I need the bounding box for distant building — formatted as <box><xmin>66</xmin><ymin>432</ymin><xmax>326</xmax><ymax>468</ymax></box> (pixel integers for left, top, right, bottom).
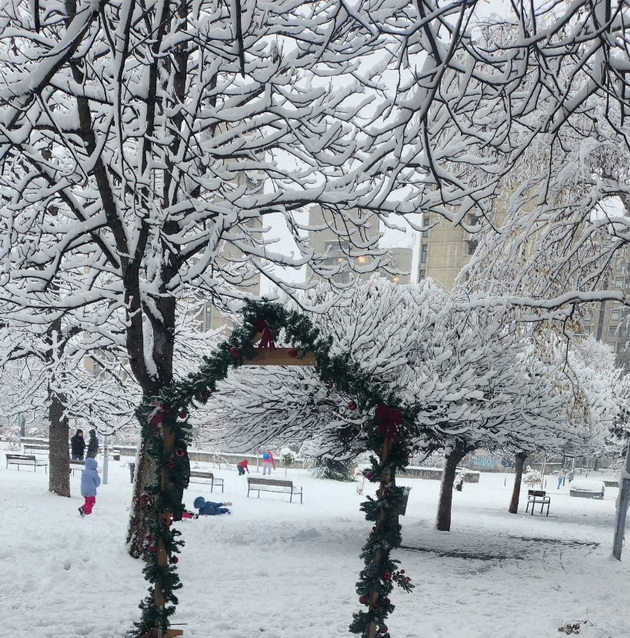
<box><xmin>417</xmin><ymin>211</ymin><xmax>630</xmax><ymax>371</ymax></box>
<box><xmin>307</xmin><ymin>205</ymin><xmax>413</xmax><ymax>285</ymax></box>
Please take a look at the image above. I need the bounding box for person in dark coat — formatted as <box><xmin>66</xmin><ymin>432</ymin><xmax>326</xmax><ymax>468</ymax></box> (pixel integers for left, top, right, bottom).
<box><xmin>193</xmin><ymin>496</ymin><xmax>232</xmax><ymax>516</ymax></box>
<box><xmin>70</xmin><ymin>429</ymin><xmax>86</xmax><ymax>460</ymax></box>
<box><xmin>86</xmin><ymin>429</ymin><xmax>99</xmax><ymax>458</ymax></box>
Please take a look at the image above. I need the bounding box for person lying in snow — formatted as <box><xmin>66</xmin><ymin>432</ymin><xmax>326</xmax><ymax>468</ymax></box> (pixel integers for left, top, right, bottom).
<box><xmin>184</xmin><ymin>496</ymin><xmax>232</xmax><ymax>516</ymax></box>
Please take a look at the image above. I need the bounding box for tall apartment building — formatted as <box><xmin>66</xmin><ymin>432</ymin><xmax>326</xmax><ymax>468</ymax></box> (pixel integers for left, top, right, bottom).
<box><xmin>417</xmin><ymin>213</ymin><xmax>630</xmax><ymax>371</ymax></box>
<box><xmin>306</xmin><ymin>205</ymin><xmax>414</xmax><ymax>285</ymax></box>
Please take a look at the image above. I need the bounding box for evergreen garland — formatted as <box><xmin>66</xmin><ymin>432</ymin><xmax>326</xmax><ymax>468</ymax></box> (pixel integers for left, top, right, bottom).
<box><xmin>130</xmin><ymin>300</ymin><xmax>420</xmax><ymax>638</ymax></box>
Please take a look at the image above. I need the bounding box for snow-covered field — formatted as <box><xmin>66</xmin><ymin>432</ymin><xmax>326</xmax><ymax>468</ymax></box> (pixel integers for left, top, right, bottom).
<box><xmin>2</xmin><ymin>447</ymin><xmax>630</xmax><ymax>638</ymax></box>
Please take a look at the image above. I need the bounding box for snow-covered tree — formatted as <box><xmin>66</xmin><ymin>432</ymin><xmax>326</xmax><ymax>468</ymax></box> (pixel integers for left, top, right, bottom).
<box><xmin>0</xmin><ymin>317</ymin><xmax>141</xmax><ymax>494</ymax></box>
<box><xmin>0</xmin><ymin>0</ymin><xmax>418</xmax><ymax>558</ymax></box>
<box><xmin>205</xmin><ymin>277</ymin><xmax>434</xmax><ymax>456</ymax></box>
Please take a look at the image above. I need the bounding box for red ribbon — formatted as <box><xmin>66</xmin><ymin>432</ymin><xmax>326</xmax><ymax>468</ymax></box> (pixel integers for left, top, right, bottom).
<box><xmin>253</xmin><ymin>319</ymin><xmax>275</xmax><ymax>349</ymax></box>
<box><xmin>374</xmin><ymin>403</ymin><xmax>403</xmax><ymax>440</ymax></box>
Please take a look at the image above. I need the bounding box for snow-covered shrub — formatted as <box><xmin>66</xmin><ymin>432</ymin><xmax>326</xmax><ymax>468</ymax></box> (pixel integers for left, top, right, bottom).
<box><xmin>523</xmin><ymin>467</ymin><xmax>543</xmax><ymax>487</ymax></box>
<box><xmin>3</xmin><ymin>425</ymin><xmax>21</xmax><ymax>450</ymax></box>
<box><xmin>310</xmin><ymin>457</ymin><xmax>356</xmax><ymax>482</ymax></box>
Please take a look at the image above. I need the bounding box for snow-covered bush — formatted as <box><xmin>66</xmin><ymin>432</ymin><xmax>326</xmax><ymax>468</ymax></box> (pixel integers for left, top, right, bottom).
<box><xmin>310</xmin><ymin>457</ymin><xmax>356</xmax><ymax>482</ymax></box>
<box><xmin>523</xmin><ymin>467</ymin><xmax>543</xmax><ymax>487</ymax></box>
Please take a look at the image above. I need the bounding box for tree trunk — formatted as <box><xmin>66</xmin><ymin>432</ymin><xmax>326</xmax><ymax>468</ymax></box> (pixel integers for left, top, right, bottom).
<box><xmin>126</xmin><ymin>296</ymin><xmax>177</xmax><ymax>559</ymax></box>
<box><xmin>509</xmin><ymin>452</ymin><xmax>527</xmax><ymax>514</ymax></box>
<box><xmin>436</xmin><ymin>441</ymin><xmax>467</xmax><ymax>532</ymax></box>
<box><xmin>126</xmin><ymin>435</ymin><xmax>157</xmax><ymax>558</ymax></box>
<box><xmin>48</xmin><ymin>390</ymin><xmax>71</xmax><ymax>497</ymax></box>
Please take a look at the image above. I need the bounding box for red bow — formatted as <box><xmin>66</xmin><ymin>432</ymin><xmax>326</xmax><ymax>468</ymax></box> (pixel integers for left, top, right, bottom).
<box><xmin>374</xmin><ymin>403</ymin><xmax>403</xmax><ymax>440</ymax></box>
<box><xmin>253</xmin><ymin>319</ymin><xmax>275</xmax><ymax>349</ymax></box>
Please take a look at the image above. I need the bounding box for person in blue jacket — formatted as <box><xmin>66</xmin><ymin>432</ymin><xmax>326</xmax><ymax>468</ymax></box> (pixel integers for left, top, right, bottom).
<box><xmin>79</xmin><ymin>457</ymin><xmax>101</xmax><ymax>517</ymax></box>
<box><xmin>193</xmin><ymin>496</ymin><xmax>232</xmax><ymax>516</ymax></box>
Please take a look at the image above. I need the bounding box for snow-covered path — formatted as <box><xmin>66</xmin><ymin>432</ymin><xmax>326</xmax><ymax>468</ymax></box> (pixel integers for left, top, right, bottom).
<box><xmin>1</xmin><ymin>449</ymin><xmax>628</xmax><ymax>637</ymax></box>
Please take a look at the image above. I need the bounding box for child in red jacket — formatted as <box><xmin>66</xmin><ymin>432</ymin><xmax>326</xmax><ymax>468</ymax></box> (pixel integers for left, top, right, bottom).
<box><xmin>237</xmin><ymin>459</ymin><xmax>249</xmax><ymax>476</ymax></box>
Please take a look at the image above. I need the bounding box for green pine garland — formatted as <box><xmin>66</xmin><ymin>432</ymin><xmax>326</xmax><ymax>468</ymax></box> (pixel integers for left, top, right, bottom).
<box><xmin>129</xmin><ymin>300</ymin><xmax>420</xmax><ymax>638</ymax></box>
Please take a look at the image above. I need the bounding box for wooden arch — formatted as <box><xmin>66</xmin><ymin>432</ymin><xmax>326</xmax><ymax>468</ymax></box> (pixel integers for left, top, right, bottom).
<box><xmin>134</xmin><ymin>300</ymin><xmax>418</xmax><ymax>638</ymax></box>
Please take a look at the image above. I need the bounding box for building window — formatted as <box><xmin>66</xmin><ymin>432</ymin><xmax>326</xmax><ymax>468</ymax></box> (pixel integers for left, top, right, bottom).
<box><xmin>420</xmin><ymin>245</ymin><xmax>428</xmax><ymax>263</ymax></box>
<box><xmin>611</xmin><ymin>308</ymin><xmax>621</xmax><ymax>321</ymax></box>
<box><xmin>466</xmin><ymin>240</ymin><xmax>478</xmax><ymax>255</ymax></box>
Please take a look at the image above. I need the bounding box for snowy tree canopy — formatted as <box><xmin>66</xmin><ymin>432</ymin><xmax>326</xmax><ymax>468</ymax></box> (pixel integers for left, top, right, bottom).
<box><xmin>206</xmin><ymin>278</ymin><xmax>581</xmax><ymax>460</ymax></box>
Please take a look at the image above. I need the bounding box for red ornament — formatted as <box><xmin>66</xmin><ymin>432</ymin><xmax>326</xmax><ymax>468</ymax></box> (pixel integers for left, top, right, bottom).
<box><xmin>347</xmin><ymin>400</ymin><xmax>357</xmax><ymax>411</ymax></box>
<box><xmin>140</xmin><ymin>492</ymin><xmax>150</xmax><ymax>507</ymax></box>
<box><xmin>147</xmin><ymin>545</ymin><xmax>157</xmax><ymax>554</ymax></box>
<box><xmin>288</xmin><ymin>348</ymin><xmax>298</xmax><ymax>358</ymax></box>
<box><xmin>230</xmin><ymin>347</ymin><xmax>240</xmax><ymax>358</ymax></box>
<box><xmin>170</xmin><ymin>555</ymin><xmax>179</xmax><ymax>564</ymax></box>
<box><xmin>167</xmin><ymin>460</ymin><xmax>175</xmax><ymax>469</ymax></box>
<box><xmin>178</xmin><ymin>409</ymin><xmax>187</xmax><ymax>419</ymax></box>
<box><xmin>383</xmin><ymin>572</ymin><xmax>392</xmax><ymax>581</ymax></box>
<box><xmin>176</xmin><ymin>448</ymin><xmax>185</xmax><ymax>457</ymax></box>
<box><xmin>379</xmin><ymin>626</ymin><xmax>388</xmax><ymax>634</ymax></box>
<box><xmin>145</xmin><ymin>534</ymin><xmax>152</xmax><ymax>542</ymax></box>
<box><xmin>359</xmin><ymin>595</ymin><xmax>369</xmax><ymax>605</ymax></box>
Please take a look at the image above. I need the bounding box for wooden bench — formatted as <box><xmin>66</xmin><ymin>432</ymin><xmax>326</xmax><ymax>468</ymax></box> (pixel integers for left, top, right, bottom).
<box><xmin>5</xmin><ymin>454</ymin><xmax>48</xmax><ymax>472</ymax></box>
<box><xmin>24</xmin><ymin>444</ymin><xmax>49</xmax><ymax>454</ymax></box>
<box><xmin>70</xmin><ymin>460</ymin><xmax>86</xmax><ymax>476</ymax></box>
<box><xmin>526</xmin><ymin>489</ymin><xmax>550</xmax><ymax>516</ymax></box>
<box><xmin>247</xmin><ymin>477</ymin><xmax>303</xmax><ymax>504</ymax></box>
<box><xmin>188</xmin><ymin>470</ymin><xmax>224</xmax><ymax>493</ymax></box>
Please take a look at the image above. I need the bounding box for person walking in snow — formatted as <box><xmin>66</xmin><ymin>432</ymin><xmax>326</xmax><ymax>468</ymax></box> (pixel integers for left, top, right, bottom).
<box><xmin>70</xmin><ymin>429</ymin><xmax>86</xmax><ymax>460</ymax></box>
<box><xmin>79</xmin><ymin>457</ymin><xmax>101</xmax><ymax>517</ymax></box>
<box><xmin>237</xmin><ymin>459</ymin><xmax>250</xmax><ymax>476</ymax></box>
<box><xmin>262</xmin><ymin>450</ymin><xmax>276</xmax><ymax>475</ymax></box>
<box><xmin>193</xmin><ymin>496</ymin><xmax>232</xmax><ymax>516</ymax></box>
<box><xmin>86</xmin><ymin>429</ymin><xmax>99</xmax><ymax>458</ymax></box>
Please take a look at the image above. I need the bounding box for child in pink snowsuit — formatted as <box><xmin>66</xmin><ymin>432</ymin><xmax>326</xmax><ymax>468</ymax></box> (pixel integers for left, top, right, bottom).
<box><xmin>79</xmin><ymin>457</ymin><xmax>101</xmax><ymax>517</ymax></box>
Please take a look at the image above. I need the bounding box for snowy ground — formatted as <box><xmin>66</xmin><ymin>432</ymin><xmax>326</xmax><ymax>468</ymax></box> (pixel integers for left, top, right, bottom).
<box><xmin>2</xmin><ymin>447</ymin><xmax>630</xmax><ymax>638</ymax></box>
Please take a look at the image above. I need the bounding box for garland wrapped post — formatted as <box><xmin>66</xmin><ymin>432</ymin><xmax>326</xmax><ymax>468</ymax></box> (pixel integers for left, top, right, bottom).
<box><xmin>132</xmin><ymin>400</ymin><xmax>189</xmax><ymax>638</ymax></box>
<box><xmin>350</xmin><ymin>404</ymin><xmax>414</xmax><ymax>638</ymax></box>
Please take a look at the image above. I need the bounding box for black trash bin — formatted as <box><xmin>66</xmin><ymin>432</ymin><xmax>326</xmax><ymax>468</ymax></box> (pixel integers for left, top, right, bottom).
<box><xmin>399</xmin><ymin>486</ymin><xmax>412</xmax><ymax>516</ymax></box>
<box><xmin>129</xmin><ymin>462</ymin><xmax>136</xmax><ymax>483</ymax></box>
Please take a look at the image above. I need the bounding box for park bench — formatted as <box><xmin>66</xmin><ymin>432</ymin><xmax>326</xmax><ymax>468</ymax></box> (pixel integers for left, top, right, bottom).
<box><xmin>69</xmin><ymin>460</ymin><xmax>86</xmax><ymax>476</ymax></box>
<box><xmin>5</xmin><ymin>454</ymin><xmax>48</xmax><ymax>472</ymax></box>
<box><xmin>526</xmin><ymin>489</ymin><xmax>550</xmax><ymax>516</ymax></box>
<box><xmin>247</xmin><ymin>477</ymin><xmax>303</xmax><ymax>504</ymax></box>
<box><xmin>23</xmin><ymin>444</ymin><xmax>49</xmax><ymax>454</ymax></box>
<box><xmin>188</xmin><ymin>470</ymin><xmax>224</xmax><ymax>493</ymax></box>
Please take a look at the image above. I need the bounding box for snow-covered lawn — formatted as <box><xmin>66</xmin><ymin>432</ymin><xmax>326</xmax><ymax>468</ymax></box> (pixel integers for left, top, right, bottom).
<box><xmin>2</xmin><ymin>448</ymin><xmax>629</xmax><ymax>638</ymax></box>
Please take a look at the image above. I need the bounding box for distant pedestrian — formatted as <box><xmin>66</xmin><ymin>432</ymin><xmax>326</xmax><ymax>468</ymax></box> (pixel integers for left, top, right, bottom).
<box><xmin>237</xmin><ymin>459</ymin><xmax>250</xmax><ymax>476</ymax></box>
<box><xmin>86</xmin><ymin>429</ymin><xmax>99</xmax><ymax>458</ymax></box>
<box><xmin>70</xmin><ymin>429</ymin><xmax>86</xmax><ymax>460</ymax></box>
<box><xmin>78</xmin><ymin>457</ymin><xmax>101</xmax><ymax>517</ymax></box>
<box><xmin>262</xmin><ymin>450</ymin><xmax>276</xmax><ymax>475</ymax></box>
<box><xmin>556</xmin><ymin>469</ymin><xmax>566</xmax><ymax>489</ymax></box>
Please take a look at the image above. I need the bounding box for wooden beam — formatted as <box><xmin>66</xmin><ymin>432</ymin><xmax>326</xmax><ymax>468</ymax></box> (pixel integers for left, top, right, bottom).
<box><xmin>243</xmin><ymin>348</ymin><xmax>316</xmax><ymax>366</ymax></box>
